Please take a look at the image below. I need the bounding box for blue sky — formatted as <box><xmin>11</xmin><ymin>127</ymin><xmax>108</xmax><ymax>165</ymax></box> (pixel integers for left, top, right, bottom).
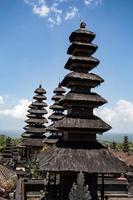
<box><xmin>0</xmin><ymin>0</ymin><xmax>133</xmax><ymax>134</ymax></box>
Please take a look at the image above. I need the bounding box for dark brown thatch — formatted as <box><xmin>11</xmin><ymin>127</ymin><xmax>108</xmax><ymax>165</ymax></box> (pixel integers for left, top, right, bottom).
<box><xmin>54</xmin><ymin>116</ymin><xmax>111</xmax><ymax>133</ymax></box>
<box><xmin>21</xmin><ymin>132</ymin><xmax>32</xmax><ymax>138</ymax></box>
<box><xmin>65</xmin><ymin>56</ymin><xmax>99</xmax><ymax>71</ymax></box>
<box><xmin>0</xmin><ymin>164</ymin><xmax>16</xmax><ymax>186</ymax></box>
<box><xmin>45</xmin><ymin>124</ymin><xmax>58</xmax><ymax>132</ymax></box>
<box><xmin>49</xmin><ymin>104</ymin><xmax>65</xmax><ymax>110</ymax></box>
<box><xmin>34</xmin><ymin>85</ymin><xmax>46</xmax><ymax>94</ymax></box>
<box><xmin>52</xmin><ymin>94</ymin><xmax>65</xmax><ymax>101</ymax></box>
<box><xmin>53</xmin><ymin>86</ymin><xmax>66</xmax><ymax>94</ymax></box>
<box><xmin>69</xmin><ymin>28</ymin><xmax>95</xmax><ymax>43</ymax></box>
<box><xmin>25</xmin><ymin>118</ymin><xmax>48</xmax><ymax>124</ymax></box>
<box><xmin>59</xmin><ymin>92</ymin><xmax>107</xmax><ymax>107</ymax></box>
<box><xmin>32</xmin><ymin>101</ymin><xmax>47</xmax><ymax>107</ymax></box>
<box><xmin>28</xmin><ymin>108</ymin><xmax>47</xmax><ymax>114</ymax></box>
<box><xmin>44</xmin><ymin>138</ymin><xmax>59</xmax><ymax>144</ymax></box>
<box><xmin>48</xmin><ymin>113</ymin><xmax>65</xmax><ymax>120</ymax></box>
<box><xmin>61</xmin><ymin>72</ymin><xmax>104</xmax><ymax>88</ymax></box>
<box><xmin>39</xmin><ymin>143</ymin><xmax>127</xmax><ymax>173</ymax></box>
<box><xmin>33</xmin><ymin>95</ymin><xmax>46</xmax><ymax>100</ymax></box>
<box><xmin>24</xmin><ymin>126</ymin><xmax>46</xmax><ymax>133</ymax></box>
<box><xmin>67</xmin><ymin>42</ymin><xmax>98</xmax><ymax>55</ymax></box>
<box><xmin>21</xmin><ymin>138</ymin><xmax>44</xmax><ymax>147</ymax></box>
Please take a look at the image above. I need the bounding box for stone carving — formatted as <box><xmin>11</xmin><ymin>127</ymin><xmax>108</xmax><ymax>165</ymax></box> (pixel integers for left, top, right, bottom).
<box><xmin>69</xmin><ymin>171</ymin><xmax>91</xmax><ymax>200</ymax></box>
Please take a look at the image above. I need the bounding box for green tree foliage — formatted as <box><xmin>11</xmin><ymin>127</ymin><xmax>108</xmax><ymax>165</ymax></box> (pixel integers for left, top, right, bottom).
<box><xmin>0</xmin><ymin>135</ymin><xmax>7</xmax><ymax>151</ymax></box>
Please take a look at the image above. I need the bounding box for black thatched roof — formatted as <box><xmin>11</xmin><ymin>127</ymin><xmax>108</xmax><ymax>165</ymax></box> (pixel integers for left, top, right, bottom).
<box><xmin>53</xmin><ymin>85</ymin><xmax>66</xmax><ymax>94</ymax></box>
<box><xmin>45</xmin><ymin>124</ymin><xmax>59</xmax><ymax>133</ymax></box>
<box><xmin>28</xmin><ymin>108</ymin><xmax>47</xmax><ymax>115</ymax></box>
<box><xmin>21</xmin><ymin>132</ymin><xmax>32</xmax><ymax>138</ymax></box>
<box><xmin>0</xmin><ymin>164</ymin><xmax>16</xmax><ymax>182</ymax></box>
<box><xmin>67</xmin><ymin>42</ymin><xmax>98</xmax><ymax>56</ymax></box>
<box><xmin>61</xmin><ymin>72</ymin><xmax>104</xmax><ymax>88</ymax></box>
<box><xmin>33</xmin><ymin>94</ymin><xmax>47</xmax><ymax>100</ymax></box>
<box><xmin>49</xmin><ymin>104</ymin><xmax>65</xmax><ymax>110</ymax></box>
<box><xmin>25</xmin><ymin>118</ymin><xmax>48</xmax><ymax>124</ymax></box>
<box><xmin>48</xmin><ymin>113</ymin><xmax>65</xmax><ymax>120</ymax></box>
<box><xmin>32</xmin><ymin>101</ymin><xmax>47</xmax><ymax>107</ymax></box>
<box><xmin>24</xmin><ymin>126</ymin><xmax>46</xmax><ymax>133</ymax></box>
<box><xmin>69</xmin><ymin>26</ymin><xmax>95</xmax><ymax>43</ymax></box>
<box><xmin>65</xmin><ymin>55</ymin><xmax>99</xmax><ymax>71</ymax></box>
<box><xmin>21</xmin><ymin>138</ymin><xmax>44</xmax><ymax>147</ymax></box>
<box><xmin>38</xmin><ymin>141</ymin><xmax>127</xmax><ymax>173</ymax></box>
<box><xmin>58</xmin><ymin>92</ymin><xmax>107</xmax><ymax>107</ymax></box>
<box><xmin>52</xmin><ymin>94</ymin><xmax>64</xmax><ymax>101</ymax></box>
<box><xmin>34</xmin><ymin>84</ymin><xmax>46</xmax><ymax>94</ymax></box>
<box><xmin>54</xmin><ymin>116</ymin><xmax>111</xmax><ymax>133</ymax></box>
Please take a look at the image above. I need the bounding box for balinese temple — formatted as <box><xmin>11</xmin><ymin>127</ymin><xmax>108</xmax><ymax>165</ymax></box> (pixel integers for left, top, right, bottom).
<box><xmin>12</xmin><ymin>145</ymin><xmax>19</xmax><ymax>163</ymax></box>
<box><xmin>38</xmin><ymin>22</ymin><xmax>127</xmax><ymax>200</ymax></box>
<box><xmin>2</xmin><ymin>137</ymin><xmax>12</xmax><ymax>164</ymax></box>
<box><xmin>45</xmin><ymin>83</ymin><xmax>65</xmax><ymax>146</ymax></box>
<box><xmin>123</xmin><ymin>136</ymin><xmax>129</xmax><ymax>153</ymax></box>
<box><xmin>21</xmin><ymin>85</ymin><xmax>48</xmax><ymax>160</ymax></box>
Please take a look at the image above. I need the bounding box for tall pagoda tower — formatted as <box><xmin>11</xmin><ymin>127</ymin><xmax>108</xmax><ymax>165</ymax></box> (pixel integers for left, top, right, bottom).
<box><xmin>45</xmin><ymin>83</ymin><xmax>65</xmax><ymax>145</ymax></box>
<box><xmin>39</xmin><ymin>23</ymin><xmax>127</xmax><ymax>200</ymax></box>
<box><xmin>21</xmin><ymin>85</ymin><xmax>48</xmax><ymax>159</ymax></box>
<box><xmin>2</xmin><ymin>137</ymin><xmax>12</xmax><ymax>164</ymax></box>
<box><xmin>123</xmin><ymin>135</ymin><xmax>129</xmax><ymax>153</ymax></box>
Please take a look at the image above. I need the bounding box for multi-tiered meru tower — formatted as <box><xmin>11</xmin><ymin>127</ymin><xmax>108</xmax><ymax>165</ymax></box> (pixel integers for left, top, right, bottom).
<box><xmin>45</xmin><ymin>83</ymin><xmax>65</xmax><ymax>145</ymax></box>
<box><xmin>21</xmin><ymin>85</ymin><xmax>48</xmax><ymax>159</ymax></box>
<box><xmin>39</xmin><ymin>22</ymin><xmax>127</xmax><ymax>200</ymax></box>
<box><xmin>2</xmin><ymin>137</ymin><xmax>12</xmax><ymax>164</ymax></box>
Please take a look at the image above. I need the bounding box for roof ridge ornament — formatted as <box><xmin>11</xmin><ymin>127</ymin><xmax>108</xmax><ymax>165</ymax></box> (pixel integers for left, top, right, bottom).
<box><xmin>80</xmin><ymin>21</ymin><xmax>86</xmax><ymax>29</ymax></box>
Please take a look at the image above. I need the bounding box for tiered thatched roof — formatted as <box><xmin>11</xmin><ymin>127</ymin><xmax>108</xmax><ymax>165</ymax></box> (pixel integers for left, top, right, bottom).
<box><xmin>38</xmin><ymin>22</ymin><xmax>127</xmax><ymax>175</ymax></box>
<box><xmin>21</xmin><ymin>85</ymin><xmax>48</xmax><ymax>147</ymax></box>
<box><xmin>44</xmin><ymin>84</ymin><xmax>65</xmax><ymax>146</ymax></box>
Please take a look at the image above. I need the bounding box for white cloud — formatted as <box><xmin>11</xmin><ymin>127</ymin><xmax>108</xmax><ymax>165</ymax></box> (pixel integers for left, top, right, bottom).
<box><xmin>95</xmin><ymin>99</ymin><xmax>133</xmax><ymax>133</ymax></box>
<box><xmin>84</xmin><ymin>0</ymin><xmax>102</xmax><ymax>6</ymax></box>
<box><xmin>0</xmin><ymin>99</ymin><xmax>31</xmax><ymax>120</ymax></box>
<box><xmin>48</xmin><ymin>3</ymin><xmax>63</xmax><ymax>25</ymax></box>
<box><xmin>33</xmin><ymin>4</ymin><xmax>50</xmax><ymax>17</ymax></box>
<box><xmin>24</xmin><ymin>0</ymin><xmax>102</xmax><ymax>26</ymax></box>
<box><xmin>64</xmin><ymin>7</ymin><xmax>78</xmax><ymax>20</ymax></box>
<box><xmin>0</xmin><ymin>96</ymin><xmax>4</xmax><ymax>104</ymax></box>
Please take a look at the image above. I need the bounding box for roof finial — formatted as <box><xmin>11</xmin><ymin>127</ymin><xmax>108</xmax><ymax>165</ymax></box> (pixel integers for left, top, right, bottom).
<box><xmin>80</xmin><ymin>21</ymin><xmax>86</xmax><ymax>29</ymax></box>
<box><xmin>39</xmin><ymin>84</ymin><xmax>42</xmax><ymax>88</ymax></box>
<box><xmin>58</xmin><ymin>78</ymin><xmax>61</xmax><ymax>87</ymax></box>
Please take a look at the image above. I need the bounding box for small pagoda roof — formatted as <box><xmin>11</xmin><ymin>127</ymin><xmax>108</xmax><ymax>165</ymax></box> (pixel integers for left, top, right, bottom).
<box><xmin>69</xmin><ymin>22</ymin><xmax>96</xmax><ymax>43</ymax></box>
<box><xmin>65</xmin><ymin>56</ymin><xmax>99</xmax><ymax>71</ymax></box>
<box><xmin>21</xmin><ymin>138</ymin><xmax>44</xmax><ymax>147</ymax></box>
<box><xmin>25</xmin><ymin>118</ymin><xmax>48</xmax><ymax>124</ymax></box>
<box><xmin>24</xmin><ymin>126</ymin><xmax>46</xmax><ymax>133</ymax></box>
<box><xmin>39</xmin><ymin>141</ymin><xmax>127</xmax><ymax>173</ymax></box>
<box><xmin>21</xmin><ymin>132</ymin><xmax>32</xmax><ymax>138</ymax></box>
<box><xmin>26</xmin><ymin>113</ymin><xmax>36</xmax><ymax>118</ymax></box>
<box><xmin>32</xmin><ymin>101</ymin><xmax>47</xmax><ymax>107</ymax></box>
<box><xmin>2</xmin><ymin>153</ymin><xmax>12</xmax><ymax>158</ymax></box>
<box><xmin>52</xmin><ymin>94</ymin><xmax>64</xmax><ymax>101</ymax></box>
<box><xmin>33</xmin><ymin>94</ymin><xmax>47</xmax><ymax>100</ymax></box>
<box><xmin>53</xmin><ymin>85</ymin><xmax>66</xmax><ymax>94</ymax></box>
<box><xmin>67</xmin><ymin>42</ymin><xmax>98</xmax><ymax>56</ymax></box>
<box><xmin>28</xmin><ymin>108</ymin><xmax>47</xmax><ymax>115</ymax></box>
<box><xmin>59</xmin><ymin>92</ymin><xmax>107</xmax><ymax>107</ymax></box>
<box><xmin>48</xmin><ymin>113</ymin><xmax>65</xmax><ymax>120</ymax></box>
<box><xmin>61</xmin><ymin>72</ymin><xmax>104</xmax><ymax>88</ymax></box>
<box><xmin>34</xmin><ymin>85</ymin><xmax>46</xmax><ymax>94</ymax></box>
<box><xmin>45</xmin><ymin>124</ymin><xmax>59</xmax><ymax>132</ymax></box>
<box><xmin>44</xmin><ymin>137</ymin><xmax>59</xmax><ymax>145</ymax></box>
<box><xmin>49</xmin><ymin>104</ymin><xmax>65</xmax><ymax>110</ymax></box>
<box><xmin>54</xmin><ymin>116</ymin><xmax>111</xmax><ymax>133</ymax></box>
